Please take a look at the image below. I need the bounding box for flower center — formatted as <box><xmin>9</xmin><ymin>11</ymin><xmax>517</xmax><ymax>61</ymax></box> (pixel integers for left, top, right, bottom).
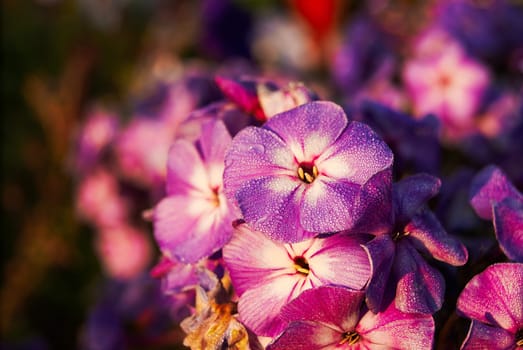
<box><xmin>339</xmin><ymin>331</ymin><xmax>360</xmax><ymax>345</ymax></box>
<box><xmin>297</xmin><ymin>162</ymin><xmax>318</xmax><ymax>184</ymax></box>
<box><xmin>516</xmin><ymin>328</ymin><xmax>523</xmax><ymax>346</ymax></box>
<box><xmin>293</xmin><ymin>256</ymin><xmax>310</xmax><ymax>276</ymax></box>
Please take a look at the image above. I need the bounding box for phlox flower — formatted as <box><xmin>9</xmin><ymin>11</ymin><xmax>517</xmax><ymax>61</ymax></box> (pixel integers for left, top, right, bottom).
<box><xmin>470</xmin><ymin>165</ymin><xmax>523</xmax><ymax>262</ymax></box>
<box><xmin>223</xmin><ymin>101</ymin><xmax>393</xmax><ymax>242</ymax></box>
<box><xmin>364</xmin><ymin>174</ymin><xmax>468</xmax><ymax>314</ymax></box>
<box><xmin>267</xmin><ymin>285</ymin><xmax>434</xmax><ymax>350</ymax></box>
<box><xmin>457</xmin><ymin>263</ymin><xmax>523</xmax><ymax>349</ymax></box>
<box><xmin>222</xmin><ymin>222</ymin><xmax>371</xmax><ymax>336</ymax></box>
<box><xmin>403</xmin><ymin>29</ymin><xmax>490</xmax><ymax>141</ymax></box>
<box><xmin>153</xmin><ymin>119</ymin><xmax>239</xmax><ymax>263</ymax></box>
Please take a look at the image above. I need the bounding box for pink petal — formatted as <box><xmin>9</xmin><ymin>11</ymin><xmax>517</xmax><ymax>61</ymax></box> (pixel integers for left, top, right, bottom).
<box><xmin>457</xmin><ymin>263</ymin><xmax>523</xmax><ymax>332</ymax></box>
<box><xmin>461</xmin><ymin>321</ymin><xmax>515</xmax><ymax>350</ymax></box>
<box><xmin>267</xmin><ymin>321</ymin><xmax>341</xmax><ymax>350</ymax></box>
<box><xmin>493</xmin><ymin>198</ymin><xmax>523</xmax><ymax>262</ymax></box>
<box><xmin>166</xmin><ymin>140</ymin><xmax>209</xmax><ymax>196</ymax></box>
<box><xmin>198</xmin><ymin>119</ymin><xmax>232</xmax><ymax>190</ymax></box>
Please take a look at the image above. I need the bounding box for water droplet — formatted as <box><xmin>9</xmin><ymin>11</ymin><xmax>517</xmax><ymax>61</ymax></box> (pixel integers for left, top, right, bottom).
<box><xmin>249</xmin><ymin>144</ymin><xmax>266</xmax><ymax>154</ymax></box>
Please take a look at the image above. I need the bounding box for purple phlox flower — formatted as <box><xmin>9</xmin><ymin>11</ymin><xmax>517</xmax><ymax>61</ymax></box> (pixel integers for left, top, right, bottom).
<box><xmin>470</xmin><ymin>165</ymin><xmax>523</xmax><ymax>262</ymax></box>
<box><xmin>267</xmin><ymin>285</ymin><xmax>434</xmax><ymax>350</ymax></box>
<box><xmin>153</xmin><ymin>119</ymin><xmax>239</xmax><ymax>263</ymax></box>
<box><xmin>364</xmin><ymin>174</ymin><xmax>468</xmax><ymax>314</ymax></box>
<box><xmin>434</xmin><ymin>0</ymin><xmax>523</xmax><ymax>68</ymax></box>
<box><xmin>222</xmin><ymin>222</ymin><xmax>371</xmax><ymax>337</ymax></box>
<box><xmin>356</xmin><ymin>100</ymin><xmax>441</xmax><ymax>175</ymax></box>
<box><xmin>72</xmin><ymin>107</ymin><xmax>119</xmax><ymax>174</ymax></box>
<box><xmin>75</xmin><ymin>167</ymin><xmax>129</xmax><ymax>228</ymax></box>
<box><xmin>331</xmin><ymin>16</ymin><xmax>397</xmax><ymax>96</ymax></box>
<box><xmin>223</xmin><ymin>101</ymin><xmax>394</xmax><ymax>242</ymax></box>
<box><xmin>180</xmin><ymin>268</ymin><xmax>263</xmax><ymax>350</ymax></box>
<box><xmin>114</xmin><ymin>117</ymin><xmax>175</xmax><ymax>188</ymax></box>
<box><xmin>215</xmin><ymin>76</ymin><xmax>318</xmax><ymax>122</ymax></box>
<box><xmin>457</xmin><ymin>263</ymin><xmax>523</xmax><ymax>349</ymax></box>
<box><xmin>403</xmin><ymin>28</ymin><xmax>490</xmax><ymax>141</ymax></box>
<box><xmin>96</xmin><ymin>224</ymin><xmax>152</xmax><ymax>280</ymax></box>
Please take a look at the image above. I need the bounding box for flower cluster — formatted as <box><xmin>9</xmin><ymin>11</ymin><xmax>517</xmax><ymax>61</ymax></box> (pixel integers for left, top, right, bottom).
<box><xmin>67</xmin><ymin>1</ymin><xmax>523</xmax><ymax>349</ymax></box>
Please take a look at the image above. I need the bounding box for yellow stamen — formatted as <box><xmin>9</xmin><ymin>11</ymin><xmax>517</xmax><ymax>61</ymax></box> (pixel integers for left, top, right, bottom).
<box><xmin>339</xmin><ymin>331</ymin><xmax>360</xmax><ymax>345</ymax></box>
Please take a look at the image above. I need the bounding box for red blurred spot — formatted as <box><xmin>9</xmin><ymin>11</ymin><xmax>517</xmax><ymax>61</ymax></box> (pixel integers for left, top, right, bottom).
<box><xmin>290</xmin><ymin>0</ymin><xmax>338</xmax><ymax>41</ymax></box>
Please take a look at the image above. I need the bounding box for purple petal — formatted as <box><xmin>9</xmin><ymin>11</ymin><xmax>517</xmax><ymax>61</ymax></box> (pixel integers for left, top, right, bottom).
<box><xmin>470</xmin><ymin>165</ymin><xmax>523</xmax><ymax>220</ymax></box>
<box><xmin>234</xmin><ymin>176</ymin><xmax>315</xmax><ymax>242</ymax></box>
<box><xmin>307</xmin><ymin>233</ymin><xmax>372</xmax><ymax>290</ymax></box>
<box><xmin>351</xmin><ymin>169</ymin><xmax>394</xmax><ymax>235</ymax></box>
<box><xmin>215</xmin><ymin>76</ymin><xmax>265</xmax><ymax>120</ymax></box>
<box><xmin>457</xmin><ymin>263</ymin><xmax>523</xmax><ymax>332</ymax></box>
<box><xmin>406</xmin><ymin>210</ymin><xmax>468</xmax><ymax>266</ymax></box>
<box><xmin>299</xmin><ymin>177</ymin><xmax>361</xmax><ymax>233</ymax></box>
<box><xmin>166</xmin><ymin>140</ymin><xmax>209</xmax><ymax>196</ymax></box>
<box><xmin>461</xmin><ymin>321</ymin><xmax>515</xmax><ymax>350</ymax></box>
<box><xmin>222</xmin><ymin>223</ymin><xmax>294</xmax><ymax>295</ymax></box>
<box><xmin>198</xmin><ymin>119</ymin><xmax>232</xmax><ymax>189</ymax></box>
<box><xmin>153</xmin><ymin>195</ymin><xmax>233</xmax><ymax>263</ymax></box>
<box><xmin>393</xmin><ymin>240</ymin><xmax>445</xmax><ymax>314</ymax></box>
<box><xmin>223</xmin><ymin>125</ymin><xmax>296</xmax><ymax>208</ymax></box>
<box><xmin>358</xmin><ymin>301</ymin><xmax>434</xmax><ymax>350</ymax></box>
<box><xmin>279</xmin><ymin>286</ymin><xmax>364</xmax><ymax>332</ymax></box>
<box><xmin>316</xmin><ymin>121</ymin><xmax>394</xmax><ymax>186</ymax></box>
<box><xmin>263</xmin><ymin>101</ymin><xmax>348</xmax><ymax>162</ymax></box>
<box><xmin>393</xmin><ymin>174</ymin><xmax>441</xmax><ymax>224</ymax></box>
<box><xmin>267</xmin><ymin>321</ymin><xmax>341</xmax><ymax>350</ymax></box>
<box><xmin>493</xmin><ymin>198</ymin><xmax>523</xmax><ymax>262</ymax></box>
<box><xmin>363</xmin><ymin>234</ymin><xmax>396</xmax><ymax>313</ymax></box>
<box><xmin>237</xmin><ymin>275</ymin><xmax>309</xmax><ymax>336</ymax></box>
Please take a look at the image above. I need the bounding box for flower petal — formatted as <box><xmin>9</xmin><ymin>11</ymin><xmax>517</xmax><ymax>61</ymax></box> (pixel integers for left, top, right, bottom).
<box><xmin>198</xmin><ymin>119</ymin><xmax>232</xmax><ymax>189</ymax></box>
<box><xmin>267</xmin><ymin>321</ymin><xmax>341</xmax><ymax>350</ymax></box>
<box><xmin>493</xmin><ymin>198</ymin><xmax>523</xmax><ymax>262</ymax></box>
<box><xmin>263</xmin><ymin>101</ymin><xmax>348</xmax><ymax>161</ymax></box>
<box><xmin>457</xmin><ymin>263</ymin><xmax>523</xmax><ymax>332</ymax></box>
<box><xmin>358</xmin><ymin>301</ymin><xmax>434</xmax><ymax>350</ymax></box>
<box><xmin>235</xmin><ymin>176</ymin><xmax>315</xmax><ymax>242</ymax></box>
<box><xmin>393</xmin><ymin>173</ymin><xmax>441</xmax><ymax>225</ymax></box>
<box><xmin>469</xmin><ymin>165</ymin><xmax>523</xmax><ymax>220</ymax></box>
<box><xmin>279</xmin><ymin>286</ymin><xmax>364</xmax><ymax>332</ymax></box>
<box><xmin>222</xmin><ymin>223</ymin><xmax>294</xmax><ymax>295</ymax></box>
<box><xmin>363</xmin><ymin>234</ymin><xmax>396</xmax><ymax>313</ymax></box>
<box><xmin>407</xmin><ymin>210</ymin><xmax>468</xmax><ymax>266</ymax></box>
<box><xmin>461</xmin><ymin>321</ymin><xmax>515</xmax><ymax>350</ymax></box>
<box><xmin>307</xmin><ymin>233</ymin><xmax>371</xmax><ymax>291</ymax></box>
<box><xmin>316</xmin><ymin>121</ymin><xmax>394</xmax><ymax>186</ymax></box>
<box><xmin>237</xmin><ymin>275</ymin><xmax>308</xmax><ymax>336</ymax></box>
<box><xmin>166</xmin><ymin>140</ymin><xmax>210</xmax><ymax>196</ymax></box>
<box><xmin>300</xmin><ymin>177</ymin><xmax>361</xmax><ymax>233</ymax></box>
<box><xmin>154</xmin><ymin>195</ymin><xmax>233</xmax><ymax>263</ymax></box>
<box><xmin>393</xmin><ymin>240</ymin><xmax>445</xmax><ymax>314</ymax></box>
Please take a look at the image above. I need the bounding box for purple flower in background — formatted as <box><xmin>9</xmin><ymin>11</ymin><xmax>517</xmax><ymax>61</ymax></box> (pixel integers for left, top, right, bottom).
<box><xmin>470</xmin><ymin>165</ymin><xmax>523</xmax><ymax>262</ymax></box>
<box><xmin>224</xmin><ymin>101</ymin><xmax>393</xmax><ymax>242</ymax></box>
<box><xmin>356</xmin><ymin>101</ymin><xmax>441</xmax><ymax>175</ymax></box>
<box><xmin>457</xmin><ymin>263</ymin><xmax>523</xmax><ymax>349</ymax></box>
<box><xmin>267</xmin><ymin>285</ymin><xmax>434</xmax><ymax>350</ymax></box>
<box><xmin>403</xmin><ymin>29</ymin><xmax>490</xmax><ymax>141</ymax></box>
<box><xmin>364</xmin><ymin>174</ymin><xmax>468</xmax><ymax>314</ymax></box>
<box><xmin>153</xmin><ymin>119</ymin><xmax>239</xmax><ymax>263</ymax></box>
<box><xmin>222</xmin><ymin>222</ymin><xmax>371</xmax><ymax>336</ymax></box>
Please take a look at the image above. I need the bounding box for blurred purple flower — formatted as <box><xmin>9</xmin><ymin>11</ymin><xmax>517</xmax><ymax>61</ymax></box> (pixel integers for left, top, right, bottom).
<box><xmin>364</xmin><ymin>174</ymin><xmax>468</xmax><ymax>314</ymax></box>
<box><xmin>356</xmin><ymin>101</ymin><xmax>441</xmax><ymax>175</ymax></box>
<box><xmin>457</xmin><ymin>263</ymin><xmax>523</xmax><ymax>349</ymax></box>
<box><xmin>72</xmin><ymin>107</ymin><xmax>119</xmax><ymax>174</ymax></box>
<box><xmin>470</xmin><ymin>165</ymin><xmax>523</xmax><ymax>262</ymax></box>
<box><xmin>223</xmin><ymin>101</ymin><xmax>393</xmax><ymax>242</ymax></box>
<box><xmin>222</xmin><ymin>222</ymin><xmax>371</xmax><ymax>336</ymax></box>
<box><xmin>403</xmin><ymin>29</ymin><xmax>490</xmax><ymax>141</ymax></box>
<box><xmin>153</xmin><ymin>119</ymin><xmax>239</xmax><ymax>263</ymax></box>
<box><xmin>267</xmin><ymin>285</ymin><xmax>434</xmax><ymax>350</ymax></box>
